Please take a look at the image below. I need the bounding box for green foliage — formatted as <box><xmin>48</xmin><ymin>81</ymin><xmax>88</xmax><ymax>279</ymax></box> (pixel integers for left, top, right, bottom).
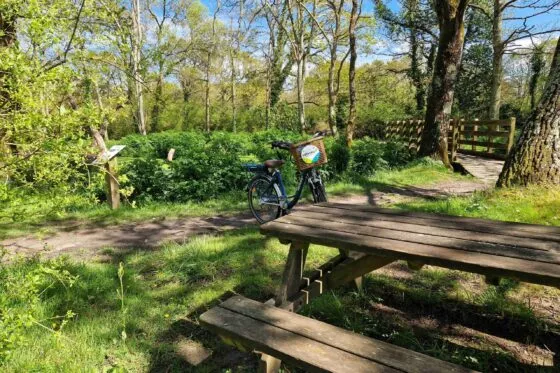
<box><xmin>0</xmin><ymin>255</ymin><xmax>77</xmax><ymax>363</ymax></box>
<box><xmin>115</xmin><ymin>131</ymin><xmax>414</xmax><ymax>202</ymax></box>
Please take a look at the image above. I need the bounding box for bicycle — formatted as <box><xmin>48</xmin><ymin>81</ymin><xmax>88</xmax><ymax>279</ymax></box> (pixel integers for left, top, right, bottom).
<box><xmin>244</xmin><ymin>131</ymin><xmax>329</xmax><ymax>224</ymax></box>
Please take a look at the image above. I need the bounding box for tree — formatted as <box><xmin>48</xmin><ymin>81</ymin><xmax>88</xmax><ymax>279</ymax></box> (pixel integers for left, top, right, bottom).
<box><xmin>375</xmin><ymin>0</ymin><xmax>438</xmax><ymax>114</ymax></box>
<box><xmin>528</xmin><ymin>44</ymin><xmax>546</xmax><ymax>110</ymax></box>
<box><xmin>497</xmin><ymin>37</ymin><xmax>560</xmax><ymax>186</ymax></box>
<box><xmin>418</xmin><ymin>0</ymin><xmax>470</xmax><ymax>165</ymax></box>
<box><xmin>132</xmin><ymin>0</ymin><xmax>147</xmax><ymax>135</ymax></box>
<box><xmin>470</xmin><ymin>0</ymin><xmax>560</xmax><ymax>119</ymax></box>
<box><xmin>346</xmin><ymin>0</ymin><xmax>359</xmax><ymax>145</ymax></box>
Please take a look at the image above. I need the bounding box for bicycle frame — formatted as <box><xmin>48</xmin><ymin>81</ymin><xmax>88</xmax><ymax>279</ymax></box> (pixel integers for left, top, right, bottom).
<box><xmin>270</xmin><ymin>168</ymin><xmax>311</xmax><ymax>210</ymax></box>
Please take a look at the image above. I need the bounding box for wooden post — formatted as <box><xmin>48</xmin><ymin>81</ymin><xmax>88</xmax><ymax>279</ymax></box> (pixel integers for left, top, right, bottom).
<box><xmin>472</xmin><ymin>119</ymin><xmax>478</xmax><ymax>151</ymax></box>
<box><xmin>275</xmin><ymin>241</ymin><xmax>309</xmax><ymax>308</ymax></box>
<box><xmin>104</xmin><ymin>158</ymin><xmax>120</xmax><ymax>209</ymax></box>
<box><xmin>506</xmin><ymin>117</ymin><xmax>516</xmax><ymax>154</ymax></box>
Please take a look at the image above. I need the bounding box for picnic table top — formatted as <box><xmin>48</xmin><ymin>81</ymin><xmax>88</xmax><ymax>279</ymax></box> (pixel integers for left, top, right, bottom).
<box><xmin>260</xmin><ymin>203</ymin><xmax>560</xmax><ymax>288</ymax></box>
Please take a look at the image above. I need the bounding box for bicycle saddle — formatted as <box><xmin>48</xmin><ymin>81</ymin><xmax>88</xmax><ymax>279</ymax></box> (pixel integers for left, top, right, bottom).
<box><xmin>264</xmin><ymin>159</ymin><xmax>285</xmax><ymax>169</ymax></box>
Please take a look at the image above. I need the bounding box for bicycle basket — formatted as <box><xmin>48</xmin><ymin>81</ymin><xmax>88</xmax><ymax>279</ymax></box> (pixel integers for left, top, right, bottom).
<box><xmin>290</xmin><ymin>137</ymin><xmax>328</xmax><ymax>171</ymax></box>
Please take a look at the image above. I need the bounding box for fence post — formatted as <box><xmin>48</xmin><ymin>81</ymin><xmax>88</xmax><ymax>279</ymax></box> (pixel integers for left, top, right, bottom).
<box><xmin>472</xmin><ymin>119</ymin><xmax>478</xmax><ymax>151</ymax></box>
<box><xmin>506</xmin><ymin>117</ymin><xmax>516</xmax><ymax>154</ymax></box>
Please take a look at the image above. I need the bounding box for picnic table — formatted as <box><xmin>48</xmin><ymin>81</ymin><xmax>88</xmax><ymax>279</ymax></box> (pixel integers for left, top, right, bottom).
<box><xmin>201</xmin><ymin>203</ymin><xmax>560</xmax><ymax>372</ymax></box>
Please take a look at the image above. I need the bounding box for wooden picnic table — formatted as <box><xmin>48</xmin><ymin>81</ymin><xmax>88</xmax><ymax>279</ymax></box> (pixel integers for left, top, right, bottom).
<box><xmin>260</xmin><ymin>202</ymin><xmax>560</xmax><ymax>311</ymax></box>
<box><xmin>200</xmin><ymin>203</ymin><xmax>559</xmax><ymax>372</ymax></box>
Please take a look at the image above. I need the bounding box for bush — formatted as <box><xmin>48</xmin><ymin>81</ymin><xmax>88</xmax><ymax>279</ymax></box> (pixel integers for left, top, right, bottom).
<box><xmin>115</xmin><ymin>130</ymin><xmax>415</xmax><ymax>203</ymax></box>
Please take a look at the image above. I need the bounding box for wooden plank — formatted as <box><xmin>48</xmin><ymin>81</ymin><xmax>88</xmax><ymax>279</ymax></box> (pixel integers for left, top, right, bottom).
<box><xmin>311</xmin><ymin>203</ymin><xmax>560</xmax><ymax>239</ymax></box>
<box><xmin>293</xmin><ymin>208</ymin><xmax>560</xmax><ymax>253</ymax></box>
<box><xmin>218</xmin><ymin>296</ymin><xmax>475</xmax><ymax>373</ymax></box>
<box><xmin>260</xmin><ymin>222</ymin><xmax>560</xmax><ymax>288</ymax></box>
<box><xmin>460</xmin><ymin>130</ymin><xmax>509</xmax><ymax>137</ymax></box>
<box><xmin>277</xmin><ymin>215</ymin><xmax>560</xmax><ymax>264</ymax></box>
<box><xmin>276</xmin><ymin>241</ymin><xmax>308</xmax><ymax>308</ymax></box>
<box><xmin>458</xmin><ymin>140</ymin><xmax>507</xmax><ymax>149</ymax></box>
<box><xmin>457</xmin><ymin>149</ymin><xmax>506</xmax><ymax>160</ymax></box>
<box><xmin>200</xmin><ymin>307</ymin><xmax>400</xmax><ymax>373</ymax></box>
<box><xmin>461</xmin><ymin>119</ymin><xmax>513</xmax><ymax>127</ymax></box>
<box><xmin>327</xmin><ymin>254</ymin><xmax>394</xmax><ymax>288</ymax></box>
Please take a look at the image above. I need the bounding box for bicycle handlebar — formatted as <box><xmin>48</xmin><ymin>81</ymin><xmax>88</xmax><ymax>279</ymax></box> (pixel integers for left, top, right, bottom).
<box><xmin>271</xmin><ymin>130</ymin><xmax>331</xmax><ymax>150</ymax></box>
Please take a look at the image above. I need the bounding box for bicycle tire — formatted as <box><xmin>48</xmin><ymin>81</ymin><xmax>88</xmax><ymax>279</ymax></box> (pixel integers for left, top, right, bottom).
<box><xmin>247</xmin><ymin>175</ymin><xmax>282</xmax><ymax>224</ymax></box>
<box><xmin>310</xmin><ymin>170</ymin><xmax>328</xmax><ymax>203</ymax></box>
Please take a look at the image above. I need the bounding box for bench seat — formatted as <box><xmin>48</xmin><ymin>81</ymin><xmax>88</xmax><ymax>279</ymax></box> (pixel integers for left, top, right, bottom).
<box><xmin>200</xmin><ymin>295</ymin><xmax>476</xmax><ymax>373</ymax></box>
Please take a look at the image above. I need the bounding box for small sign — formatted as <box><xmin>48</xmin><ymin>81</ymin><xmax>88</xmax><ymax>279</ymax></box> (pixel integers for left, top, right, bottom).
<box><xmin>92</xmin><ymin>145</ymin><xmax>126</xmax><ymax>165</ymax></box>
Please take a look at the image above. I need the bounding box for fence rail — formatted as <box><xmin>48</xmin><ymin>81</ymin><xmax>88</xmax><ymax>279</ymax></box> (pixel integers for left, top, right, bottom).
<box><xmin>384</xmin><ymin>117</ymin><xmax>516</xmax><ymax>161</ymax></box>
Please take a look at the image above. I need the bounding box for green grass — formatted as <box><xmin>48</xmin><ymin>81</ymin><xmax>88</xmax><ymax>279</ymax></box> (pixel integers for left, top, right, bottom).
<box><xmin>2</xmin><ymin>228</ymin><xmax>557</xmax><ymax>372</ymax></box>
<box><xmin>398</xmin><ymin>184</ymin><xmax>560</xmax><ymax>226</ymax></box>
<box><xmin>2</xmin><ymin>162</ymin><xmax>559</xmax><ymax>372</ymax></box>
<box><xmin>1</xmin><ymin>160</ymin><xmax>466</xmax><ymax>240</ymax></box>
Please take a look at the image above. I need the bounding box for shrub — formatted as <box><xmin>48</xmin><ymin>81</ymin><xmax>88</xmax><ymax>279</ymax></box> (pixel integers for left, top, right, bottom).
<box><xmin>114</xmin><ymin>130</ymin><xmax>415</xmax><ymax>203</ymax></box>
<box><xmin>349</xmin><ymin>137</ymin><xmax>387</xmax><ymax>176</ymax></box>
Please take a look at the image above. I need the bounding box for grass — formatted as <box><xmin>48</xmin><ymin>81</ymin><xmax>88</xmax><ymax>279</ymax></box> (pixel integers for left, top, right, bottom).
<box><xmin>0</xmin><ymin>160</ymin><xmax>466</xmax><ymax>240</ymax></box>
<box><xmin>2</xmin><ymin>228</ymin><xmax>557</xmax><ymax>372</ymax></box>
<box><xmin>2</xmin><ymin>161</ymin><xmax>559</xmax><ymax>371</ymax></box>
<box><xmin>399</xmin><ymin>184</ymin><xmax>560</xmax><ymax>226</ymax></box>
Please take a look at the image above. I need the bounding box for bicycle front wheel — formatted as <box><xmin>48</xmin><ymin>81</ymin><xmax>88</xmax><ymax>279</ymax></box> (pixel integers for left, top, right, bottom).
<box><xmin>247</xmin><ymin>175</ymin><xmax>282</xmax><ymax>224</ymax></box>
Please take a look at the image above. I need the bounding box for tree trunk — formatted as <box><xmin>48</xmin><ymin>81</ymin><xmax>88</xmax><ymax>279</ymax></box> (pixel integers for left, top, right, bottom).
<box><xmin>489</xmin><ymin>0</ymin><xmax>503</xmax><ymax>120</ymax></box>
<box><xmin>132</xmin><ymin>0</ymin><xmax>146</xmax><ymax>135</ymax></box>
<box><xmin>409</xmin><ymin>29</ymin><xmax>425</xmax><ymax>113</ymax></box>
<box><xmin>497</xmin><ymin>38</ymin><xmax>560</xmax><ymax>187</ymax></box>
<box><xmin>230</xmin><ymin>50</ymin><xmax>237</xmax><ymax>132</ymax></box>
<box><xmin>327</xmin><ymin>53</ymin><xmax>338</xmax><ymax>135</ymax></box>
<box><xmin>151</xmin><ymin>68</ymin><xmax>164</xmax><ymax>132</ymax></box>
<box><xmin>205</xmin><ymin>52</ymin><xmax>211</xmax><ymax>133</ymax></box>
<box><xmin>296</xmin><ymin>58</ymin><xmax>305</xmax><ymax>134</ymax></box>
<box><xmin>419</xmin><ymin>0</ymin><xmax>469</xmax><ymax>165</ymax></box>
<box><xmin>346</xmin><ymin>0</ymin><xmax>358</xmax><ymax>146</ymax></box>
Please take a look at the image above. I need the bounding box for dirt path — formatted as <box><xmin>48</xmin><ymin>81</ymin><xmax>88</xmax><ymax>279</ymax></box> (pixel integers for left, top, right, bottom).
<box><xmin>1</xmin><ymin>180</ymin><xmax>487</xmax><ymax>261</ymax></box>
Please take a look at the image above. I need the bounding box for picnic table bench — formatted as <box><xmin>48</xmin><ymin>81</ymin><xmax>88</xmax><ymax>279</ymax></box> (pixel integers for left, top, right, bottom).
<box><xmin>201</xmin><ymin>203</ymin><xmax>560</xmax><ymax>372</ymax></box>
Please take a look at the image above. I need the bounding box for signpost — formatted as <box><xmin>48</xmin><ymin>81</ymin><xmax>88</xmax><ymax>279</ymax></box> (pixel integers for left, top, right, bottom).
<box><xmin>92</xmin><ymin>145</ymin><xmax>126</xmax><ymax>210</ymax></box>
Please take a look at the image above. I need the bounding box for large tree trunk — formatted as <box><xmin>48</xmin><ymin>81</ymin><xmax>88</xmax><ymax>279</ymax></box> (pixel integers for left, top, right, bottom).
<box><xmin>230</xmin><ymin>50</ymin><xmax>237</xmax><ymax>132</ymax></box>
<box><xmin>0</xmin><ymin>9</ymin><xmax>17</xmax><ymax>169</ymax></box>
<box><xmin>497</xmin><ymin>38</ymin><xmax>560</xmax><ymax>187</ymax></box>
<box><xmin>418</xmin><ymin>0</ymin><xmax>469</xmax><ymax>165</ymax></box>
<box><xmin>132</xmin><ymin>0</ymin><xmax>146</xmax><ymax>135</ymax></box>
<box><xmin>327</xmin><ymin>53</ymin><xmax>338</xmax><ymax>135</ymax></box>
<box><xmin>488</xmin><ymin>0</ymin><xmax>503</xmax><ymax>119</ymax></box>
<box><xmin>346</xmin><ymin>0</ymin><xmax>358</xmax><ymax>146</ymax></box>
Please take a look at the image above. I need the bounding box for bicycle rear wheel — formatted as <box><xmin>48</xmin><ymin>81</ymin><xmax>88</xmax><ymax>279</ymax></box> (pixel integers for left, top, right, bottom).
<box><xmin>248</xmin><ymin>175</ymin><xmax>282</xmax><ymax>224</ymax></box>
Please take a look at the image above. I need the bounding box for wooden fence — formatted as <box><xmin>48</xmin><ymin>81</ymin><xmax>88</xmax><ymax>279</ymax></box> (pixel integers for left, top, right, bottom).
<box><xmin>384</xmin><ymin>118</ymin><xmax>516</xmax><ymax>161</ymax></box>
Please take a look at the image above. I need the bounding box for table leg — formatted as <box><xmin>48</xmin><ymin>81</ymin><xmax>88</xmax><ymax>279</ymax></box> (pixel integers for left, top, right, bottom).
<box><xmin>260</xmin><ymin>241</ymin><xmax>308</xmax><ymax>373</ymax></box>
<box><xmin>276</xmin><ymin>241</ymin><xmax>309</xmax><ymax>307</ymax></box>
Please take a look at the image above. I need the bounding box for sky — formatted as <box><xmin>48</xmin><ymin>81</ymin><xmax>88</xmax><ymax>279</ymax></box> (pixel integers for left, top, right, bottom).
<box><xmin>196</xmin><ymin>0</ymin><xmax>559</xmax><ymax>65</ymax></box>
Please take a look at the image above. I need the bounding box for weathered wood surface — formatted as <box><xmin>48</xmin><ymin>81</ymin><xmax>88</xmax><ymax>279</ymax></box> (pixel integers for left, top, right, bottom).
<box><xmin>261</xmin><ymin>203</ymin><xmax>560</xmax><ymax>288</ymax></box>
<box><xmin>455</xmin><ymin>153</ymin><xmax>505</xmax><ymax>184</ymax></box>
<box><xmin>200</xmin><ymin>296</ymin><xmax>476</xmax><ymax>373</ymax></box>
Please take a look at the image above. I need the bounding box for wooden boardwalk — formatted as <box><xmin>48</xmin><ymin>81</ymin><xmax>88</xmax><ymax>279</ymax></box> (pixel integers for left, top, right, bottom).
<box><xmin>455</xmin><ymin>153</ymin><xmax>505</xmax><ymax>185</ymax></box>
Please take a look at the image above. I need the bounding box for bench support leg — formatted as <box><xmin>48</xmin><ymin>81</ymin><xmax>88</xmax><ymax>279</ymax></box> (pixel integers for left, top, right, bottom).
<box><xmin>258</xmin><ymin>354</ymin><xmax>281</xmax><ymax>373</ymax></box>
<box><xmin>339</xmin><ymin>249</ymin><xmax>363</xmax><ymax>291</ymax></box>
<box><xmin>276</xmin><ymin>241</ymin><xmax>309</xmax><ymax>309</ymax></box>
